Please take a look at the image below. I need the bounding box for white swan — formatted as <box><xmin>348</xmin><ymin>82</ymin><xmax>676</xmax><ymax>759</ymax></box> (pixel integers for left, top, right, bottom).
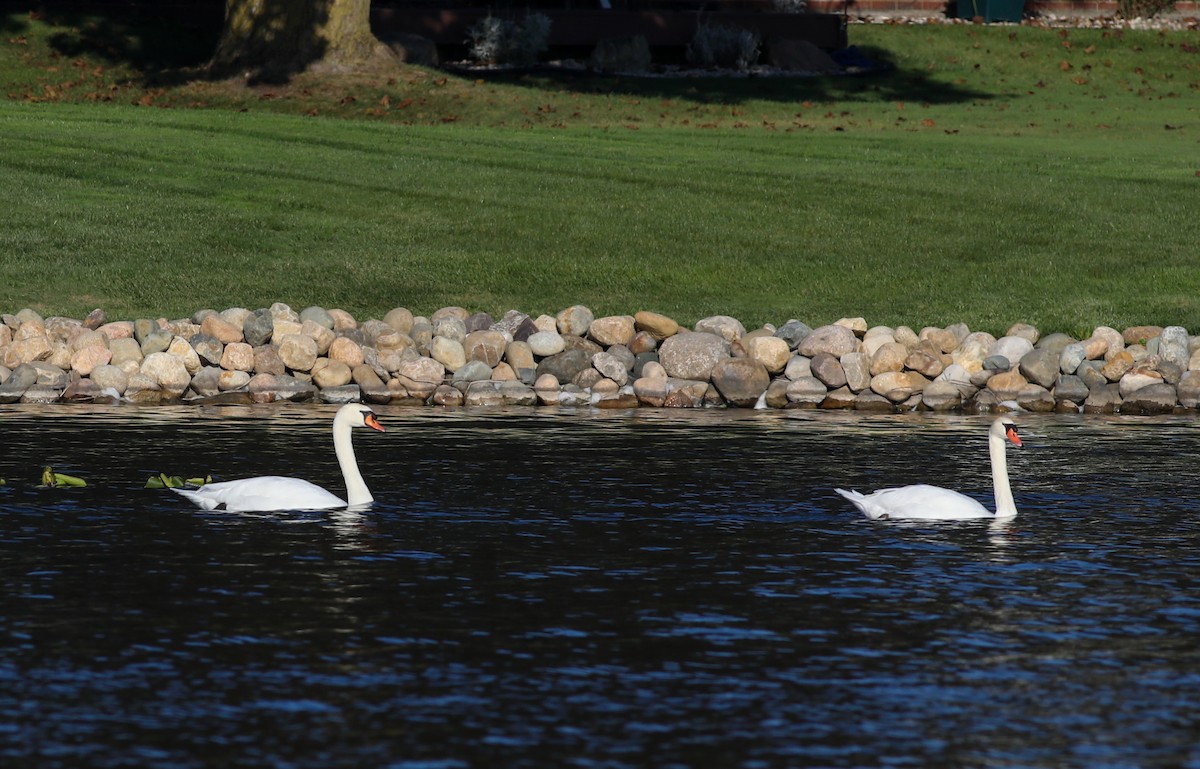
<box><xmin>835</xmin><ymin>418</ymin><xmax>1022</xmax><ymax>520</ymax></box>
<box><xmin>172</xmin><ymin>403</ymin><xmax>385</xmax><ymax>512</ymax></box>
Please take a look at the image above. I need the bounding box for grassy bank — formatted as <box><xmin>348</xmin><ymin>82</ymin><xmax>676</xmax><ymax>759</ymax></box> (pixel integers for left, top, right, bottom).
<box><xmin>1</xmin><ymin>9</ymin><xmax>1198</xmax><ymax>335</ymax></box>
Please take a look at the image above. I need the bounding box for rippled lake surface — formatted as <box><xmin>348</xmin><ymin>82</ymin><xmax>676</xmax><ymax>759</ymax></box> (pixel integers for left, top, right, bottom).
<box><xmin>4</xmin><ymin>405</ymin><xmax>1200</xmax><ymax>768</ymax></box>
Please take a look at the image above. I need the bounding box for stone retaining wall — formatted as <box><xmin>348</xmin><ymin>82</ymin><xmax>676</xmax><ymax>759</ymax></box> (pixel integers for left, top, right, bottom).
<box><xmin>1</xmin><ymin>305</ymin><xmax>1198</xmax><ymax>415</ymax></box>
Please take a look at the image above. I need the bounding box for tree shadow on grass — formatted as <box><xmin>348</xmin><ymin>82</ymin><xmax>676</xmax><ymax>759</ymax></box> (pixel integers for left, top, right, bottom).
<box><xmin>452</xmin><ymin>44</ymin><xmax>993</xmax><ymax>107</ymax></box>
<box><xmin>2</xmin><ymin>5</ymin><xmax>222</xmax><ymax>75</ymax></box>
<box><xmin>3</xmin><ymin>5</ymin><xmax>993</xmax><ymax>107</ymax></box>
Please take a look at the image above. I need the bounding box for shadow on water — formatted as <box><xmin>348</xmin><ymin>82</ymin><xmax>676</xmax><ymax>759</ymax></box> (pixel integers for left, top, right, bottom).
<box><xmin>3</xmin><ymin>406</ymin><xmax>1200</xmax><ymax>767</ymax></box>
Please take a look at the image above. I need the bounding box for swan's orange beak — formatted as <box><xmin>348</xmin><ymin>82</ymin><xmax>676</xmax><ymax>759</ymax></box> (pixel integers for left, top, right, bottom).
<box><xmin>1005</xmin><ymin>424</ymin><xmax>1022</xmax><ymax>447</ymax></box>
<box><xmin>365</xmin><ymin>413</ymin><xmax>385</xmax><ymax>433</ymax></box>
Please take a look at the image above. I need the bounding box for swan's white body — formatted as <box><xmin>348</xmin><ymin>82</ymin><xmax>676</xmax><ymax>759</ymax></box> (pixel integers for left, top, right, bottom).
<box><xmin>835</xmin><ymin>418</ymin><xmax>1021</xmax><ymax>521</ymax></box>
<box><xmin>172</xmin><ymin>404</ymin><xmax>385</xmax><ymax>513</ymax></box>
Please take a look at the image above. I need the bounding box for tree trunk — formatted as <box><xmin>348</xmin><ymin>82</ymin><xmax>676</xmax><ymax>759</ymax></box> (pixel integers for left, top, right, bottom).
<box><xmin>209</xmin><ymin>0</ymin><xmax>396</xmax><ymax>83</ymax></box>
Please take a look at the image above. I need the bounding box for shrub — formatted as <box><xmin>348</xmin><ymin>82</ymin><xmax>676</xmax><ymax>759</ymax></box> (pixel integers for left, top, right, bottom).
<box><xmin>686</xmin><ymin>24</ymin><xmax>761</xmax><ymax>70</ymax></box>
<box><xmin>466</xmin><ymin>12</ymin><xmax>552</xmax><ymax>66</ymax></box>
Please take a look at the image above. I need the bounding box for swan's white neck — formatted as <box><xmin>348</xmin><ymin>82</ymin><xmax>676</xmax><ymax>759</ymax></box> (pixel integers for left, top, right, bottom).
<box><xmin>333</xmin><ymin>413</ymin><xmax>373</xmax><ymax>507</ymax></box>
<box><xmin>990</xmin><ymin>427</ymin><xmax>1017</xmax><ymax>518</ymax></box>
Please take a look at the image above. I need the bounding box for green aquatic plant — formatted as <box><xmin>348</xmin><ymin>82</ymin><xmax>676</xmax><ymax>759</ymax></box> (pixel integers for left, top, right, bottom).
<box><xmin>39</xmin><ymin>467</ymin><xmax>87</xmax><ymax>488</ymax></box>
<box><xmin>146</xmin><ymin>473</ymin><xmax>211</xmax><ymax>489</ymax></box>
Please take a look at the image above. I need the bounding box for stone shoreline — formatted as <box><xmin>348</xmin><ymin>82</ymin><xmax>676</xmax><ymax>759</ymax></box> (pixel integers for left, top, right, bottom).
<box><xmin>1</xmin><ymin>305</ymin><xmax>1198</xmax><ymax>415</ymax></box>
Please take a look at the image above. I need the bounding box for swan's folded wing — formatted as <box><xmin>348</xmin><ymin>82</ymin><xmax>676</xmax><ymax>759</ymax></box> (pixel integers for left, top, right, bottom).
<box><xmin>170</xmin><ymin>476</ymin><xmax>346</xmax><ymax>512</ymax></box>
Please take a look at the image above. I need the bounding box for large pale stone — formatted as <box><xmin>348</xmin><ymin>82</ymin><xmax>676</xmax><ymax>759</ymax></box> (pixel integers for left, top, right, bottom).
<box><xmin>1159</xmin><ymin>326</ymin><xmax>1190</xmax><ymax>370</ymax></box>
<box><xmin>312</xmin><ymin>359</ymin><xmax>353</xmax><ymax>389</ymax></box>
<box><xmin>588</xmin><ymin>315</ymin><xmax>637</xmax><ymax>347</ymax></box>
<box><xmin>1121</xmin><ymin>382</ymin><xmax>1177</xmax><ymax>414</ymax></box>
<box><xmin>797</xmin><ymin>325</ymin><xmax>858</xmax><ymax>358</ymax></box>
<box><xmin>1059</xmin><ymin>342</ymin><xmax>1087</xmax><ymax>374</ymax></box>
<box><xmin>1101</xmin><ymin>350</ymin><xmax>1135</xmax><ymax>382</ymax></box>
<box><xmin>242</xmin><ymin>310</ymin><xmax>274</xmax><ymax>347</ymax></box>
<box><xmin>835</xmin><ymin>317</ymin><xmax>868</xmax><ymax>337</ymax></box>
<box><xmin>89</xmin><ymin>364</ymin><xmax>128</xmax><ymax>395</ymax></box>
<box><xmin>871</xmin><ymin>371</ymin><xmax>925</xmax><ymax>403</ymax></box>
<box><xmin>383</xmin><ymin>307</ymin><xmax>415</xmax><ymax>335</ymax></box>
<box><xmin>710</xmin><ymin>358</ymin><xmax>770</xmax><ymax>407</ymax></box>
<box><xmin>1006</xmin><ymin>323</ymin><xmax>1040</xmax><ymax>345</ymax></box>
<box><xmin>109</xmin><ymin>337</ymin><xmax>143</xmax><ymax>368</ymax></box>
<box><xmin>505</xmin><ymin>341</ymin><xmax>536</xmax><ymax>374</ymax></box>
<box><xmin>69</xmin><ymin>329</ymin><xmax>108</xmax><ymax>353</ymax></box>
<box><xmin>592</xmin><ymin>352</ymin><xmax>630</xmax><ymax>386</ymax></box>
<box><xmin>658</xmin><ymin>331</ymin><xmax>730</xmax><ymax>381</ymax></box>
<box><xmin>556</xmin><ymin>305</ymin><xmax>594</xmax><ymax>337</ymax></box>
<box><xmin>300</xmin><ymin>319</ymin><xmax>335</xmax><ymax>355</ymax></box>
<box><xmin>920</xmin><ymin>380</ymin><xmax>962</xmax><ymax>411</ymax></box>
<box><xmin>328</xmin><ymin>336</ymin><xmax>366</xmax><ymax>368</ymax></box>
<box><xmin>140</xmin><ymin>352</ymin><xmax>190</xmax><ymax>396</ymax></box>
<box><xmin>810</xmin><ymin>352</ymin><xmax>846</xmax><ymax>388</ymax></box>
<box><xmin>784</xmin><ymin>355</ymin><xmax>812</xmax><ymax>381</ymax></box>
<box><xmin>746</xmin><ymin>336</ymin><xmax>790</xmax><ymax>375</ymax></box>
<box><xmin>1119</xmin><ymin>366</ymin><xmax>1163</xmax><ymax>398</ymax></box>
<box><xmin>869</xmin><ymin>342</ymin><xmax>908</xmax><ymax>376</ymax></box>
<box><xmin>1123</xmin><ymin>325</ymin><xmax>1163</xmax><ymax>345</ymax></box>
<box><xmin>1178</xmin><ymin>370</ymin><xmax>1200</xmax><ymax>408</ymax></box>
<box><xmin>328</xmin><ymin>309</ymin><xmax>358</xmax><ymax>331</ymax></box>
<box><xmin>396</xmin><ymin>356</ymin><xmax>445</xmax><ymax>400</ymax></box>
<box><xmin>760</xmin><ymin>319</ymin><xmax>803</xmax><ymax>350</ymax></box>
<box><xmin>527</xmin><ymin>330</ymin><xmax>566</xmax><ymax>357</ymax></box>
<box><xmin>634</xmin><ymin>311</ymin><xmax>679</xmax><ymax>341</ymax></box>
<box><xmin>786</xmin><ymin>376</ymin><xmax>829</xmax><ymax>405</ymax></box>
<box><xmin>841</xmin><ymin>352</ymin><xmax>871</xmax><ymax>392</ymax></box>
<box><xmin>1018</xmin><ymin>347</ymin><xmax>1060</xmax><ymax>389</ymax></box>
<box><xmin>951</xmin><ymin>332</ymin><xmax>997</xmax><ymax>374</ymax></box>
<box><xmin>220</xmin><ymin>341</ymin><xmax>255</xmax><ymax>372</ymax></box>
<box><xmin>862</xmin><ymin>326</ymin><xmax>895</xmax><ymax>359</ymax></box>
<box><xmin>986</xmin><ymin>370</ymin><xmax>1028</xmax><ymax>400</ymax></box>
<box><xmin>536</xmin><ymin>349</ymin><xmax>593</xmax><ymax>384</ymax></box>
<box><xmin>6</xmin><ymin>334</ymin><xmax>51</xmax><ymax>366</ymax></box>
<box><xmin>190</xmin><ymin>334</ymin><xmax>223</xmax><ymax>366</ymax></box>
<box><xmin>904</xmin><ymin>344</ymin><xmax>945</xmax><ymax>379</ymax></box>
<box><xmin>633</xmin><ymin>376</ymin><xmax>668</xmax><ymax>407</ymax></box>
<box><xmin>427</xmin><ymin>336</ymin><xmax>465</xmax><ymax>373</ymax></box>
<box><xmin>694</xmin><ymin>315</ymin><xmax>746</xmax><ymax>344</ymax></box>
<box><xmin>254</xmin><ymin>345</ymin><xmax>287</xmax><ymax>376</ymax></box>
<box><xmin>167</xmin><ymin>336</ymin><xmax>202</xmax><ymax>375</ymax></box>
<box><xmin>1053</xmin><ymin>374</ymin><xmax>1090</xmax><ymax>404</ymax></box>
<box><xmin>70</xmin><ymin>345</ymin><xmax>111</xmax><ymax>377</ymax></box>
<box><xmin>990</xmin><ymin>336</ymin><xmax>1034</xmax><ymax>365</ymax></box>
<box><xmin>921</xmin><ymin>327</ymin><xmax>961</xmax><ymax>354</ymax></box>
<box><xmin>98</xmin><ymin>321</ymin><xmax>134</xmax><ymax>341</ymax></box>
<box><xmin>464</xmin><ymin>330</ymin><xmax>507</xmax><ymax>367</ymax></box>
<box><xmin>201</xmin><ymin>314</ymin><xmax>244</xmax><ymax>344</ymax></box>
<box><xmin>218</xmin><ymin>370</ymin><xmax>252</xmax><ymax>391</ymax></box>
<box><xmin>278</xmin><ymin>334</ymin><xmax>319</xmax><ymax>372</ymax></box>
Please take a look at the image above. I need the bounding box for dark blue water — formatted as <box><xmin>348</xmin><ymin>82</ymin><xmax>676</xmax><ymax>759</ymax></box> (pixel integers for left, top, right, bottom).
<box><xmin>3</xmin><ymin>405</ymin><xmax>1200</xmax><ymax>768</ymax></box>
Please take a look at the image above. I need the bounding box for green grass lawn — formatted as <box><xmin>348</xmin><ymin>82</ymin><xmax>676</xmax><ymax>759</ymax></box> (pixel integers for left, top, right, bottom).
<box><xmin>1</xmin><ymin>9</ymin><xmax>1198</xmax><ymax>335</ymax></box>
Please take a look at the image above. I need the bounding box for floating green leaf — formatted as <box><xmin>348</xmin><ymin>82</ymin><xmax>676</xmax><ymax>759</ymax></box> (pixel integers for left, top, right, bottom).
<box><xmin>146</xmin><ymin>473</ymin><xmax>211</xmax><ymax>489</ymax></box>
<box><xmin>40</xmin><ymin>466</ymin><xmax>86</xmax><ymax>488</ymax></box>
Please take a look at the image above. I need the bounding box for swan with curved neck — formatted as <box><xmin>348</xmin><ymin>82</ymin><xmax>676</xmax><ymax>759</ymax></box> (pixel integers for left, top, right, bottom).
<box><xmin>172</xmin><ymin>403</ymin><xmax>385</xmax><ymax>512</ymax></box>
<box><xmin>835</xmin><ymin>418</ymin><xmax>1021</xmax><ymax>521</ymax></box>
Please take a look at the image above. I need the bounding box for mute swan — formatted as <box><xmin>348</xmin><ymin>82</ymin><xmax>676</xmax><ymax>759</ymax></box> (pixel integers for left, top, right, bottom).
<box><xmin>835</xmin><ymin>418</ymin><xmax>1022</xmax><ymax>521</ymax></box>
<box><xmin>172</xmin><ymin>403</ymin><xmax>385</xmax><ymax>513</ymax></box>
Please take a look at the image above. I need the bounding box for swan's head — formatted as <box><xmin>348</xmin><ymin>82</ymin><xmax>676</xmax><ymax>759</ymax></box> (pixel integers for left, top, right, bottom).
<box><xmin>337</xmin><ymin>403</ymin><xmax>385</xmax><ymax>433</ymax></box>
<box><xmin>992</xmin><ymin>417</ymin><xmax>1021</xmax><ymax>447</ymax></box>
